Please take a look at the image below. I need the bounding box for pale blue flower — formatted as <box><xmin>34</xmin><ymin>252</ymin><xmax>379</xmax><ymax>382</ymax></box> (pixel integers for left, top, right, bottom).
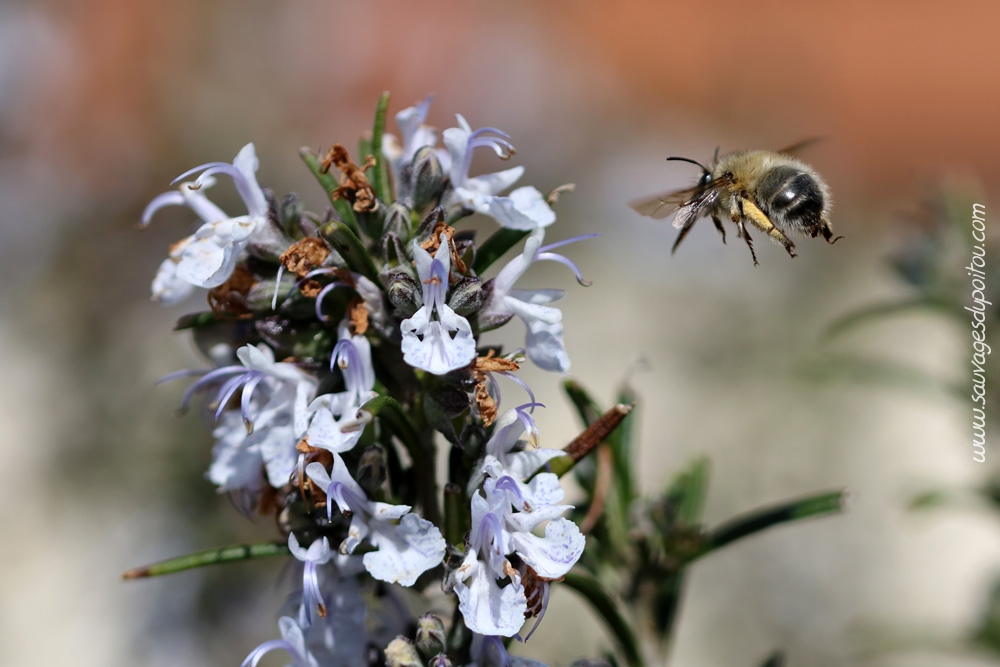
<box><xmin>383</xmin><ymin>96</ymin><xmax>451</xmax><ymax>179</ymax></box>
<box><xmin>455</xmin><ymin>457</ymin><xmax>584</xmax><ymax>637</ymax></box>
<box><xmin>173</xmin><ymin>343</ymin><xmax>317</xmax><ymax>489</ymax></box>
<box><xmin>481</xmin><ymin>229</ymin><xmax>596</xmax><ymax>372</ymax></box>
<box><xmin>400</xmin><ymin>235</ymin><xmax>477</xmax><ymax>374</ymax></box>
<box><xmin>305</xmin><ymin>324</ymin><xmax>378</xmax><ymax>455</ymax></box>
<box><xmin>480</xmin><ymin>405</ymin><xmax>564</xmax><ymax>485</ymax></box>
<box><xmin>142</xmin><ymin>143</ymin><xmax>282</xmax><ymax>301</ymax></box>
<box><xmin>443</xmin><ymin>115</ymin><xmax>554</xmax><ymax>230</ymax></box>
<box><xmin>306</xmin><ymin>457</ymin><xmax>446</xmax><ymax>586</ymax></box>
<box><xmin>288</xmin><ymin>534</ymin><xmax>335</xmax><ymax>627</ymax></box>
<box><xmin>242</xmin><ymin>616</ymin><xmax>320</xmax><ymax>667</ymax></box>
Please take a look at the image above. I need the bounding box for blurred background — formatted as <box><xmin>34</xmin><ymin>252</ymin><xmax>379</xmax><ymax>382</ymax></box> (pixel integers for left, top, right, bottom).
<box><xmin>1</xmin><ymin>1</ymin><xmax>998</xmax><ymax>665</ymax></box>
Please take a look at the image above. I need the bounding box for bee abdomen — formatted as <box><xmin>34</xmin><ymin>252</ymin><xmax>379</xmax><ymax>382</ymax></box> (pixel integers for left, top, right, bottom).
<box><xmin>759</xmin><ymin>167</ymin><xmax>825</xmax><ymax>231</ymax></box>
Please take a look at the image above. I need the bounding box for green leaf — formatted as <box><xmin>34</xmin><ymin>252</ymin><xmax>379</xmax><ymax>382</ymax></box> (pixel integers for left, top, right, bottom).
<box><xmin>563</xmin><ymin>379</ymin><xmax>603</xmax><ymax>429</ymax></box>
<box><xmin>318</xmin><ymin>220</ymin><xmax>381</xmax><ymax>286</ymax></box>
<box><xmin>798</xmin><ymin>353</ymin><xmax>963</xmax><ymax>401</ymax></box>
<box><xmin>472</xmin><ymin>228</ymin><xmax>529</xmax><ymax>275</ymax></box>
<box><xmin>612</xmin><ymin>384</ymin><xmax>638</xmax><ymax>511</ymax></box>
<box><xmin>651</xmin><ymin>570</ymin><xmax>686</xmax><ymax>644</ymax></box>
<box><xmin>822</xmin><ymin>296</ymin><xmax>961</xmax><ymax>340</ymax></box>
<box><xmin>758</xmin><ymin>651</ymin><xmax>785</xmax><ymax>667</ymax></box>
<box><xmin>691</xmin><ymin>489</ymin><xmax>847</xmax><ymax>562</ymax></box>
<box><xmin>562</xmin><ymin>571</ymin><xmax>645</xmax><ymax>667</ymax></box>
<box><xmin>122</xmin><ymin>542</ymin><xmax>290</xmax><ymax>578</ymax></box>
<box><xmin>370</xmin><ymin>91</ymin><xmax>391</xmax><ymax>204</ymax></box>
<box><xmin>664</xmin><ymin>457</ymin><xmax>710</xmax><ymax>526</ymax></box>
<box><xmin>299</xmin><ymin>147</ymin><xmax>360</xmax><ymax>235</ymax></box>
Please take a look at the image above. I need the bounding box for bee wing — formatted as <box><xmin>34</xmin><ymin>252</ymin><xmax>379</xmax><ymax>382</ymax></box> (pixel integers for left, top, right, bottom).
<box><xmin>670</xmin><ymin>185</ymin><xmax>723</xmax><ymax>229</ymax></box>
<box><xmin>628</xmin><ymin>184</ymin><xmax>706</xmax><ymax>220</ymax></box>
<box><xmin>776</xmin><ymin>137</ymin><xmax>823</xmax><ymax>157</ymax></box>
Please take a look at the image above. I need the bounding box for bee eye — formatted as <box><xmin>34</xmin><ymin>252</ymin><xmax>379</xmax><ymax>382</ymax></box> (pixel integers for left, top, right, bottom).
<box><xmin>699</xmin><ymin>173</ymin><xmax>713</xmax><ymax>187</ymax></box>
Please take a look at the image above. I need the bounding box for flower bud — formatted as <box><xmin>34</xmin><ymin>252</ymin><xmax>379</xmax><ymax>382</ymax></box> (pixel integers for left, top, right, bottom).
<box><xmin>447</xmin><ymin>276</ymin><xmax>483</xmax><ymax>316</ymax></box>
<box><xmin>428</xmin><ymin>655</ymin><xmax>453</xmax><ymax>667</ymax></box>
<box><xmin>382</xmin><ymin>201</ymin><xmax>412</xmax><ymax>243</ymax></box>
<box><xmin>410</xmin><ymin>146</ymin><xmax>445</xmax><ymax>210</ymax></box>
<box><xmin>386</xmin><ymin>270</ymin><xmax>422</xmax><ymax>317</ymax></box>
<box><xmin>414</xmin><ymin>613</ymin><xmax>446</xmax><ymax>658</ymax></box>
<box><xmin>355</xmin><ymin>445</ymin><xmax>387</xmax><ymax>497</ymax></box>
<box><xmin>279</xmin><ymin>193</ymin><xmax>304</xmax><ymax>236</ymax></box>
<box><xmin>384</xmin><ymin>636</ymin><xmax>422</xmax><ymax>667</ymax></box>
<box><xmin>355</xmin><ymin>199</ymin><xmax>386</xmax><ymax>240</ymax></box>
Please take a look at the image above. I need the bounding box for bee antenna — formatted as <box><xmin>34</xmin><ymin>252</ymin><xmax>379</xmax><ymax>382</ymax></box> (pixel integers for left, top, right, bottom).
<box><xmin>712</xmin><ymin>146</ymin><xmax>720</xmax><ymax>164</ymax></box>
<box><xmin>666</xmin><ymin>156</ymin><xmax>710</xmax><ymax>174</ymax></box>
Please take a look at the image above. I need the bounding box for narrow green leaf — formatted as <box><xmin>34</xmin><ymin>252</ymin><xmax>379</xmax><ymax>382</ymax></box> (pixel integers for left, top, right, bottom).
<box><xmin>122</xmin><ymin>542</ymin><xmax>290</xmax><ymax>579</ymax></box>
<box><xmin>545</xmin><ymin>454</ymin><xmax>575</xmax><ymax>478</ymax></box>
<box><xmin>299</xmin><ymin>147</ymin><xmax>360</xmax><ymax>235</ymax></box>
<box><xmin>318</xmin><ymin>221</ymin><xmax>381</xmax><ymax>286</ymax></box>
<box><xmin>651</xmin><ymin>570</ymin><xmax>686</xmax><ymax>644</ymax></box>
<box><xmin>472</xmin><ymin>228</ymin><xmax>529</xmax><ymax>275</ymax></box>
<box><xmin>799</xmin><ymin>354</ymin><xmax>963</xmax><ymax>401</ymax></box>
<box><xmin>909</xmin><ymin>489</ymin><xmax>953</xmax><ymax>511</ymax></box>
<box><xmin>665</xmin><ymin>457</ymin><xmax>709</xmax><ymax>526</ymax></box>
<box><xmin>691</xmin><ymin>489</ymin><xmax>847</xmax><ymax>562</ymax></box>
<box><xmin>758</xmin><ymin>651</ymin><xmax>785</xmax><ymax>667</ymax></box>
<box><xmin>562</xmin><ymin>571</ymin><xmax>645</xmax><ymax>667</ymax></box>
<box><xmin>370</xmin><ymin>91</ymin><xmax>391</xmax><ymax>204</ymax></box>
<box><xmin>612</xmin><ymin>384</ymin><xmax>638</xmax><ymax>510</ymax></box>
<box><xmin>823</xmin><ymin>296</ymin><xmax>960</xmax><ymax>340</ymax></box>
<box><xmin>563</xmin><ymin>379</ymin><xmax>603</xmax><ymax>427</ymax></box>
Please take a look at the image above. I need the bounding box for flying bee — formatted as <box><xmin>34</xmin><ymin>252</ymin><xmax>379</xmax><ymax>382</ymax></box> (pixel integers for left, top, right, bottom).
<box><xmin>629</xmin><ymin>141</ymin><xmax>842</xmax><ymax>265</ymax></box>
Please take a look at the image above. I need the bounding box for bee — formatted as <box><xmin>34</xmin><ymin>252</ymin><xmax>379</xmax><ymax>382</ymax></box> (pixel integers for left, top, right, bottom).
<box><xmin>629</xmin><ymin>141</ymin><xmax>842</xmax><ymax>265</ymax></box>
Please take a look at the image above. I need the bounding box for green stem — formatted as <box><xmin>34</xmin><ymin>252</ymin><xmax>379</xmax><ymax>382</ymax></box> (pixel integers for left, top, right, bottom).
<box><xmin>370</xmin><ymin>91</ymin><xmax>391</xmax><ymax>204</ymax></box>
<box><xmin>562</xmin><ymin>571</ymin><xmax>645</xmax><ymax>667</ymax></box>
<box><xmin>122</xmin><ymin>542</ymin><xmax>289</xmax><ymax>579</ymax></box>
<box><xmin>691</xmin><ymin>490</ymin><xmax>847</xmax><ymax>562</ymax></box>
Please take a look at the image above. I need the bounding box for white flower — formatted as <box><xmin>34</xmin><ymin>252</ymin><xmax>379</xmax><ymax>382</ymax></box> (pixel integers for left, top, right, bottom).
<box><xmin>207</xmin><ymin>410</ymin><xmax>265</xmax><ymax>494</ymax></box>
<box><xmin>304</xmin><ymin>323</ymin><xmax>378</xmax><ymax>455</ymax></box>
<box><xmin>454</xmin><ymin>459</ymin><xmax>585</xmax><ymax>637</ymax></box>
<box><xmin>179</xmin><ymin>343</ymin><xmax>317</xmax><ymax>489</ymax></box>
<box><xmin>242</xmin><ymin>616</ymin><xmax>320</xmax><ymax>667</ymax></box>
<box><xmin>443</xmin><ymin>115</ymin><xmax>555</xmax><ymax>230</ymax></box>
<box><xmin>481</xmin><ymin>229</ymin><xmax>595</xmax><ymax>373</ymax></box>
<box><xmin>142</xmin><ymin>143</ymin><xmax>281</xmax><ymax>302</ymax></box>
<box><xmin>400</xmin><ymin>235</ymin><xmax>477</xmax><ymax>374</ymax></box>
<box><xmin>288</xmin><ymin>534</ymin><xmax>336</xmax><ymax>627</ymax></box>
<box><xmin>383</xmin><ymin>96</ymin><xmax>451</xmax><ymax>180</ymax></box>
<box><xmin>467</xmin><ymin>405</ymin><xmax>563</xmax><ymax>495</ymax></box>
<box><xmin>307</xmin><ymin>457</ymin><xmax>446</xmax><ymax>586</ymax></box>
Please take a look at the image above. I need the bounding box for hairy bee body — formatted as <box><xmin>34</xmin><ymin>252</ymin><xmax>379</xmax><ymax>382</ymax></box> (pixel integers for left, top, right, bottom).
<box><xmin>630</xmin><ymin>145</ymin><xmax>840</xmax><ymax>265</ymax></box>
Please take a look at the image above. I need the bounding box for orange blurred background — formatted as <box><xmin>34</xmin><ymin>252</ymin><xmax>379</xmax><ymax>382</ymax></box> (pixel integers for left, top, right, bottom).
<box><xmin>1</xmin><ymin>2</ymin><xmax>997</xmax><ymax>666</ymax></box>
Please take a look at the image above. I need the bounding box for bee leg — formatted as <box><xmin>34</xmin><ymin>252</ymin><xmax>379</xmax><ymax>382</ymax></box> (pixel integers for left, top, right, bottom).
<box><xmin>741</xmin><ymin>198</ymin><xmax>798</xmax><ymax>259</ymax></box>
<box><xmin>735</xmin><ymin>220</ymin><xmax>759</xmax><ymax>266</ymax></box>
<box><xmin>817</xmin><ymin>219</ymin><xmax>844</xmax><ymax>244</ymax></box>
<box><xmin>711</xmin><ymin>214</ymin><xmax>726</xmax><ymax>244</ymax></box>
<box><xmin>671</xmin><ymin>215</ymin><xmax>699</xmax><ymax>255</ymax></box>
